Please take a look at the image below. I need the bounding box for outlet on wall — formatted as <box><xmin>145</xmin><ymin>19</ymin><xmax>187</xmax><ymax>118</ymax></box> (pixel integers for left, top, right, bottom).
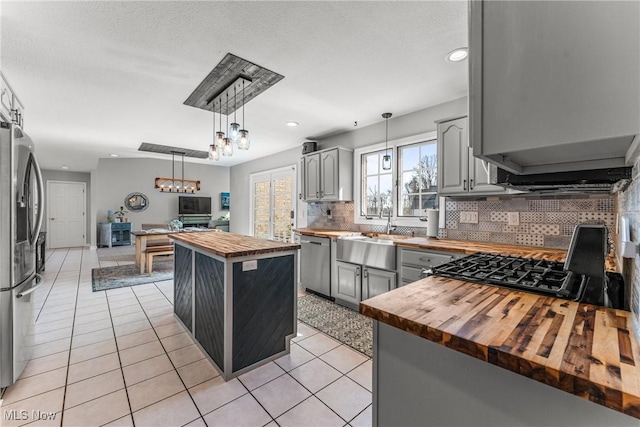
<box><xmin>460</xmin><ymin>211</ymin><xmax>479</xmax><ymax>224</ymax></box>
<box><xmin>507</xmin><ymin>212</ymin><xmax>520</xmax><ymax>226</ymax></box>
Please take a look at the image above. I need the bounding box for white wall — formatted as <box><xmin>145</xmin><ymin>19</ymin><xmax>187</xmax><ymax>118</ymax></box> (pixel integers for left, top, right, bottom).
<box><xmin>92</xmin><ymin>157</ymin><xmax>229</xmax><ymax>245</ymax></box>
<box><xmin>229</xmin><ymin>97</ymin><xmax>467</xmax><ymax>235</ymax></box>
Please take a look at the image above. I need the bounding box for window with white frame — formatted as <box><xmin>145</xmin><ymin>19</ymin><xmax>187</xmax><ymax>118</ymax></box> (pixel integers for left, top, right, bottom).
<box><xmin>354</xmin><ymin>131</ymin><xmax>438</xmax><ymax>224</ymax></box>
<box><xmin>362</xmin><ymin>150</ymin><xmax>393</xmax><ymax>217</ymax></box>
<box><xmin>397</xmin><ymin>139</ymin><xmax>438</xmax><ymax>216</ymax></box>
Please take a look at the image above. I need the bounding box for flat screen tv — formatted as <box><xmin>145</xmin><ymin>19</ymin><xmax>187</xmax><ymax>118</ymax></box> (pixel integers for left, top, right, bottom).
<box><xmin>178</xmin><ymin>196</ymin><xmax>212</xmax><ymax>215</ymax></box>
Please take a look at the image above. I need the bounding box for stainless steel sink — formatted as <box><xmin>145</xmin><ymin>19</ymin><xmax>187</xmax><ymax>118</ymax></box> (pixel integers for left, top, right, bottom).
<box><xmin>337</xmin><ymin>235</ymin><xmax>396</xmax><ymax>270</ymax></box>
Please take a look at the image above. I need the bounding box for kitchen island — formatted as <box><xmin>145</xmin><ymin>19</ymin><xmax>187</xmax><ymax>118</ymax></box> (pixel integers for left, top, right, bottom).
<box><xmin>170</xmin><ymin>231</ymin><xmax>300</xmax><ymax>380</ymax></box>
<box><xmin>360</xmin><ymin>277</ymin><xmax>640</xmax><ymax>426</ymax></box>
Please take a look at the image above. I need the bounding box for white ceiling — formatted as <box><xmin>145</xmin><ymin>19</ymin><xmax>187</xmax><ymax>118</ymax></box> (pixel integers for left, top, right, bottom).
<box><xmin>1</xmin><ymin>1</ymin><xmax>468</xmax><ymax>171</ymax></box>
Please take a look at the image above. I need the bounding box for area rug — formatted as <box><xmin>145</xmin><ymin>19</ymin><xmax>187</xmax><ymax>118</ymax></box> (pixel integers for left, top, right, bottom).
<box><xmin>297</xmin><ymin>293</ymin><xmax>373</xmax><ymax>357</ymax></box>
<box><xmin>91</xmin><ymin>262</ymin><xmax>173</xmax><ymax>292</ymax></box>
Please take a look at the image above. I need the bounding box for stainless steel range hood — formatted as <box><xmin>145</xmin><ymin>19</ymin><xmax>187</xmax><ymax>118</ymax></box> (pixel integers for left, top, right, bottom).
<box><xmin>490</xmin><ymin>167</ymin><xmax>632</xmax><ymax>194</ymax></box>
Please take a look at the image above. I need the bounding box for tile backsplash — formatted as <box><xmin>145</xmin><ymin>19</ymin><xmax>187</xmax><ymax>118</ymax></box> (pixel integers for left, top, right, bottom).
<box><xmin>306</xmin><ymin>193</ymin><xmax>617</xmax><ymax>251</ymax></box>
<box><xmin>617</xmin><ymin>173</ymin><xmax>640</xmax><ymax>337</ymax></box>
<box><xmin>442</xmin><ymin>194</ymin><xmax>617</xmax><ymax>253</ymax></box>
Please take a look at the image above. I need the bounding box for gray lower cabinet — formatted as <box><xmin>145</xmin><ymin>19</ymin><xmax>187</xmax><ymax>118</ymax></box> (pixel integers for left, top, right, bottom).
<box><xmin>335</xmin><ymin>261</ymin><xmax>397</xmax><ymax>308</ymax></box>
<box><xmin>399</xmin><ymin>247</ymin><xmax>461</xmax><ymax>286</ymax></box>
<box><xmin>335</xmin><ymin>261</ymin><xmax>361</xmax><ymax>308</ymax></box>
<box><xmin>362</xmin><ymin>268</ymin><xmax>396</xmax><ymax>300</ymax></box>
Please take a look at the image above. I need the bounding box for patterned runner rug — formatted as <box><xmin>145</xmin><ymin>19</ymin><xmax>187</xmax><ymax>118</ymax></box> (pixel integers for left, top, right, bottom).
<box><xmin>91</xmin><ymin>262</ymin><xmax>173</xmax><ymax>292</ymax></box>
<box><xmin>297</xmin><ymin>293</ymin><xmax>373</xmax><ymax>357</ymax></box>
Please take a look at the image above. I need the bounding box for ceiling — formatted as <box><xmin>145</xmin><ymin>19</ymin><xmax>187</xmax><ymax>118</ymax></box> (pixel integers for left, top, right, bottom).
<box><xmin>1</xmin><ymin>1</ymin><xmax>468</xmax><ymax>171</ymax></box>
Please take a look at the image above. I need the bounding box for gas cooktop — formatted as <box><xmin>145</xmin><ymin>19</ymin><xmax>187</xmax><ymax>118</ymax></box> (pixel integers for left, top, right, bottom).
<box><xmin>430</xmin><ymin>253</ymin><xmax>579</xmax><ymax>300</ymax></box>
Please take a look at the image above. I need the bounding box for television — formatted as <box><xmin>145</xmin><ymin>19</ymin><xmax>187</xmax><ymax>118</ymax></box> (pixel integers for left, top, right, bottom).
<box><xmin>178</xmin><ymin>196</ymin><xmax>212</xmax><ymax>215</ymax></box>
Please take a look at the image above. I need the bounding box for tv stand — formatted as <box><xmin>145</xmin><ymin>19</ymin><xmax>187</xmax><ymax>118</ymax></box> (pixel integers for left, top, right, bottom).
<box><xmin>179</xmin><ymin>215</ymin><xmax>211</xmax><ymax>228</ymax></box>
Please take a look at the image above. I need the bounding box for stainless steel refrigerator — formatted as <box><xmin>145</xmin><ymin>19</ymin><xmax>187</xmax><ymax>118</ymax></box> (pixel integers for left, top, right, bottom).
<box><xmin>0</xmin><ymin>121</ymin><xmax>44</xmax><ymax>387</ymax></box>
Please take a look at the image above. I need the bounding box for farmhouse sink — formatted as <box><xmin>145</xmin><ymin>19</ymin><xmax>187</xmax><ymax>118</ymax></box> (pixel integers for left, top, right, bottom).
<box><xmin>337</xmin><ymin>235</ymin><xmax>396</xmax><ymax>270</ymax></box>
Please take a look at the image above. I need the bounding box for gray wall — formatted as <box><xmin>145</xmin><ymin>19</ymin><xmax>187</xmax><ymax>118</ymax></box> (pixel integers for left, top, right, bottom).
<box><xmin>92</xmin><ymin>158</ymin><xmax>229</xmax><ymax>246</ymax></box>
<box><xmin>229</xmin><ymin>97</ymin><xmax>467</xmax><ymax>235</ymax></box>
<box><xmin>41</xmin><ymin>169</ymin><xmax>92</xmax><ymax>245</ymax></box>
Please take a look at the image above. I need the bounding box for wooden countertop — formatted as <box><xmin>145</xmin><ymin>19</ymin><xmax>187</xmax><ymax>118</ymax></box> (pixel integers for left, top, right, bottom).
<box><xmin>294</xmin><ymin>228</ymin><xmax>362</xmax><ymax>239</ymax></box>
<box><xmin>360</xmin><ymin>277</ymin><xmax>640</xmax><ymax>419</ymax></box>
<box><xmin>171</xmin><ymin>231</ymin><xmax>300</xmax><ymax>258</ymax></box>
<box><xmin>293</xmin><ymin>229</ymin><xmax>617</xmax><ymax>271</ymax></box>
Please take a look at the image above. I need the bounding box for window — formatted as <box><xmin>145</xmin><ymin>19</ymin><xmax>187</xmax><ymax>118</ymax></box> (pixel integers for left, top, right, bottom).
<box><xmin>398</xmin><ymin>140</ymin><xmax>438</xmax><ymax>216</ymax></box>
<box><xmin>362</xmin><ymin>150</ymin><xmax>393</xmax><ymax>217</ymax></box>
<box><xmin>354</xmin><ymin>131</ymin><xmax>438</xmax><ymax>225</ymax></box>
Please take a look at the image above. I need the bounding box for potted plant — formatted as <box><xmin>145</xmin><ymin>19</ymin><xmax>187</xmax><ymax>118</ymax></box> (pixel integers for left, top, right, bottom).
<box><xmin>114</xmin><ymin>206</ymin><xmax>128</xmax><ymax>223</ymax></box>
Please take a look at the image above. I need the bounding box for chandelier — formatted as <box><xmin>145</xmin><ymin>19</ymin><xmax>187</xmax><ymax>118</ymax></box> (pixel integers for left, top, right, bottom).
<box><xmin>154</xmin><ymin>151</ymin><xmax>200</xmax><ymax>193</ymax></box>
<box><xmin>209</xmin><ymin>76</ymin><xmax>251</xmax><ymax>161</ymax></box>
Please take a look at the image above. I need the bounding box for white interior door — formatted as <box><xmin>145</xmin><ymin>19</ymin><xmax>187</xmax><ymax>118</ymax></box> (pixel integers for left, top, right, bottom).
<box><xmin>47</xmin><ymin>181</ymin><xmax>86</xmax><ymax>248</ymax></box>
<box><xmin>250</xmin><ymin>166</ymin><xmax>296</xmax><ymax>242</ymax></box>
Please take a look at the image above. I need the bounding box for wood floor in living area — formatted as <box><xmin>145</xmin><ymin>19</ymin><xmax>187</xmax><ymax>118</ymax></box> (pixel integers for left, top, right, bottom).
<box><xmin>0</xmin><ymin>247</ymin><xmax>372</xmax><ymax>427</ymax></box>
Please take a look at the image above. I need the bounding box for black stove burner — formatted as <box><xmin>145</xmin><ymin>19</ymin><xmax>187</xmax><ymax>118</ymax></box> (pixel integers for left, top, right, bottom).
<box><xmin>430</xmin><ymin>253</ymin><xmax>582</xmax><ymax>300</ymax></box>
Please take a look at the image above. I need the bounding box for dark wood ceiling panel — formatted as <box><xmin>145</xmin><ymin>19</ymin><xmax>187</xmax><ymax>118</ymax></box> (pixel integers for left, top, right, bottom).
<box><xmin>184</xmin><ymin>53</ymin><xmax>284</xmax><ymax>115</ymax></box>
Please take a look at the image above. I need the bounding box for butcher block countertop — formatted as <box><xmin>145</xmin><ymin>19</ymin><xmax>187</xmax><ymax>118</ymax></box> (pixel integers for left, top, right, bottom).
<box><xmin>294</xmin><ymin>228</ymin><xmax>617</xmax><ymax>271</ymax></box>
<box><xmin>171</xmin><ymin>231</ymin><xmax>300</xmax><ymax>258</ymax></box>
<box><xmin>360</xmin><ymin>277</ymin><xmax>640</xmax><ymax>419</ymax></box>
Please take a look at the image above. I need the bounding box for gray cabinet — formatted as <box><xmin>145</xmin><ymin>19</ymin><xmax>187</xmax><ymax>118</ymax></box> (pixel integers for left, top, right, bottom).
<box><xmin>470</xmin><ymin>1</ymin><xmax>640</xmax><ymax>174</ymax></box>
<box><xmin>398</xmin><ymin>247</ymin><xmax>461</xmax><ymax>286</ymax></box>
<box><xmin>99</xmin><ymin>222</ymin><xmax>132</xmax><ymax>247</ymax></box>
<box><xmin>362</xmin><ymin>267</ymin><xmax>396</xmax><ymax>300</ymax></box>
<box><xmin>335</xmin><ymin>261</ymin><xmax>361</xmax><ymax>308</ymax></box>
<box><xmin>302</xmin><ymin>147</ymin><xmax>353</xmax><ymax>202</ymax></box>
<box><xmin>1</xmin><ymin>72</ymin><xmax>25</xmax><ymax>127</ymax></box>
<box><xmin>437</xmin><ymin>116</ymin><xmax>506</xmax><ymax>196</ymax></box>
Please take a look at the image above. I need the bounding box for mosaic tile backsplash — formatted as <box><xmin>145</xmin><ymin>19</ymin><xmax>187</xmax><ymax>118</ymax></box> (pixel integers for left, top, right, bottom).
<box><xmin>443</xmin><ymin>194</ymin><xmax>617</xmax><ymax>253</ymax></box>
<box><xmin>307</xmin><ymin>194</ymin><xmax>617</xmax><ymax>252</ymax></box>
<box><xmin>617</xmin><ymin>172</ymin><xmax>640</xmax><ymax>337</ymax></box>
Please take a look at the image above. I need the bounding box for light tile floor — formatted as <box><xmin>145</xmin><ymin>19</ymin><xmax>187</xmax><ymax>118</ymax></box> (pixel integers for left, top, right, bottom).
<box><xmin>0</xmin><ymin>247</ymin><xmax>372</xmax><ymax>427</ymax></box>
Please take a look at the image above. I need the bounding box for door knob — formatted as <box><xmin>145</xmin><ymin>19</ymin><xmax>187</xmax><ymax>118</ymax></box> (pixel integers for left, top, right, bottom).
<box><xmin>50</xmin><ymin>218</ymin><xmax>55</xmax><ymax>220</ymax></box>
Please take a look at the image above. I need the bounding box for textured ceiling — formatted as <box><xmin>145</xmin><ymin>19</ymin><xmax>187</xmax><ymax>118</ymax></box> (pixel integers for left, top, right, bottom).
<box><xmin>0</xmin><ymin>1</ymin><xmax>468</xmax><ymax>171</ymax></box>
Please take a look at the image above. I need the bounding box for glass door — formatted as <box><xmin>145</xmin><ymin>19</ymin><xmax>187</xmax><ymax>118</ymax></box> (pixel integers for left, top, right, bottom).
<box><xmin>250</xmin><ymin>166</ymin><xmax>296</xmax><ymax>242</ymax></box>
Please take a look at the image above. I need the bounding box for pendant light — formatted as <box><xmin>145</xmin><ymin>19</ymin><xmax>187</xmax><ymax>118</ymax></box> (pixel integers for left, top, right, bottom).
<box><xmin>228</xmin><ymin>85</ymin><xmax>241</xmax><ymax>143</ymax></box>
<box><xmin>238</xmin><ymin>79</ymin><xmax>250</xmax><ymax>150</ymax></box>
<box><xmin>382</xmin><ymin>112</ymin><xmax>392</xmax><ymax>170</ymax></box>
<box><xmin>209</xmin><ymin>100</ymin><xmax>220</xmax><ymax>161</ymax></box>
<box><xmin>222</xmin><ymin>93</ymin><xmax>233</xmax><ymax>156</ymax></box>
<box><xmin>216</xmin><ymin>99</ymin><xmax>225</xmax><ymax>148</ymax></box>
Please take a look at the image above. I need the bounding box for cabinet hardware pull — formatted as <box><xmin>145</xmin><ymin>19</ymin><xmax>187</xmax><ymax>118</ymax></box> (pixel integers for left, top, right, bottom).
<box><xmin>470</xmin><ymin>179</ymin><xmax>474</xmax><ymax>190</ymax></box>
<box><xmin>463</xmin><ymin>179</ymin><xmax>467</xmax><ymax>191</ymax></box>
<box><xmin>316</xmin><ymin>191</ymin><xmax>319</xmax><ymax>198</ymax></box>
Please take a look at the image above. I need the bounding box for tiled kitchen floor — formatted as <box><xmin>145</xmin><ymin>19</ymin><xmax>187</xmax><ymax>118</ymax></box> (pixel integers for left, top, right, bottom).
<box><xmin>1</xmin><ymin>247</ymin><xmax>372</xmax><ymax>427</ymax></box>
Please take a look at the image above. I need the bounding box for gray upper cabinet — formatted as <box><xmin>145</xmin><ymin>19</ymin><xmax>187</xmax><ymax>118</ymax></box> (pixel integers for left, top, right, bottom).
<box><xmin>469</xmin><ymin>1</ymin><xmax>640</xmax><ymax>174</ymax></box>
<box><xmin>437</xmin><ymin>116</ymin><xmax>505</xmax><ymax>196</ymax></box>
<box><xmin>302</xmin><ymin>147</ymin><xmax>353</xmax><ymax>202</ymax></box>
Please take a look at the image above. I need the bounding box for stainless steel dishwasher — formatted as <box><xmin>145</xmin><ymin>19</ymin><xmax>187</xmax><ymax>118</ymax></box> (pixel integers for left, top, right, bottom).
<box><xmin>300</xmin><ymin>235</ymin><xmax>331</xmax><ymax>298</ymax></box>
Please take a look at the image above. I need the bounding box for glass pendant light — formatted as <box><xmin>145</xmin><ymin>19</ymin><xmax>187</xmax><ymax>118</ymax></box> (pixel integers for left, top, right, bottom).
<box><xmin>238</xmin><ymin>80</ymin><xmax>250</xmax><ymax>150</ymax></box>
<box><xmin>216</xmin><ymin>99</ymin><xmax>225</xmax><ymax>147</ymax></box>
<box><xmin>228</xmin><ymin>86</ymin><xmax>240</xmax><ymax>143</ymax></box>
<box><xmin>382</xmin><ymin>112</ymin><xmax>392</xmax><ymax>170</ymax></box>
<box><xmin>222</xmin><ymin>95</ymin><xmax>233</xmax><ymax>156</ymax></box>
<box><xmin>209</xmin><ymin>104</ymin><xmax>220</xmax><ymax>161</ymax></box>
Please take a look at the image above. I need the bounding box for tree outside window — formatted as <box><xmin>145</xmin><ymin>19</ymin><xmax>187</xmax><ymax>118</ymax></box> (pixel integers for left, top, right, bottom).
<box><xmin>399</xmin><ymin>140</ymin><xmax>438</xmax><ymax>216</ymax></box>
<box><xmin>362</xmin><ymin>150</ymin><xmax>393</xmax><ymax>217</ymax></box>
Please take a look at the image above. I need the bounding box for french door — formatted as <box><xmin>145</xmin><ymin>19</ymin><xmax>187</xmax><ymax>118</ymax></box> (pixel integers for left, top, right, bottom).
<box><xmin>250</xmin><ymin>166</ymin><xmax>296</xmax><ymax>242</ymax></box>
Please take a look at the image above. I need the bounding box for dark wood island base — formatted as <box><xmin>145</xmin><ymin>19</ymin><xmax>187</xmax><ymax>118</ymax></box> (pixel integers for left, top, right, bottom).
<box><xmin>170</xmin><ymin>231</ymin><xmax>300</xmax><ymax>380</ymax></box>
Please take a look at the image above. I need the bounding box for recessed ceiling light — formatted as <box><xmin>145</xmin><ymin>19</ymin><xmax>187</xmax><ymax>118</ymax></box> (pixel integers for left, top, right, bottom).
<box><xmin>286</xmin><ymin>121</ymin><xmax>299</xmax><ymax>127</ymax></box>
<box><xmin>110</xmin><ymin>154</ymin><xmax>118</xmax><ymax>157</ymax></box>
<box><xmin>61</xmin><ymin>165</ymin><xmax>69</xmax><ymax>170</ymax></box>
<box><xmin>446</xmin><ymin>47</ymin><xmax>468</xmax><ymax>62</ymax></box>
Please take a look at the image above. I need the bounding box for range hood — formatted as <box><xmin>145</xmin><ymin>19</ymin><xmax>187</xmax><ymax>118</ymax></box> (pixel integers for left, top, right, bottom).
<box><xmin>490</xmin><ymin>167</ymin><xmax>632</xmax><ymax>194</ymax></box>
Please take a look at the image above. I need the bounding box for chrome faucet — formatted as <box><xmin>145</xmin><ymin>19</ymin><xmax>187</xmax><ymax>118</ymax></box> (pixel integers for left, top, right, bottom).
<box><xmin>380</xmin><ymin>198</ymin><xmax>396</xmax><ymax>234</ymax></box>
